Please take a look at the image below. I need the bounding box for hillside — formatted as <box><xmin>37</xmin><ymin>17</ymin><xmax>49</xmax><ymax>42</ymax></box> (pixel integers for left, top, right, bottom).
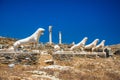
<box><xmin>0</xmin><ymin>37</ymin><xmax>120</xmax><ymax>52</ymax></box>
<box><xmin>0</xmin><ymin>37</ymin><xmax>120</xmax><ymax>80</ymax></box>
<box><xmin>109</xmin><ymin>44</ymin><xmax>120</xmax><ymax>49</ymax></box>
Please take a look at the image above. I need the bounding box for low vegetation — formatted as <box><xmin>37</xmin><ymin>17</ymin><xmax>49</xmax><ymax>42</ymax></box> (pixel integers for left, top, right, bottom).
<box><xmin>0</xmin><ymin>55</ymin><xmax>120</xmax><ymax>80</ymax></box>
<box><xmin>0</xmin><ymin>37</ymin><xmax>120</xmax><ymax>80</ymax></box>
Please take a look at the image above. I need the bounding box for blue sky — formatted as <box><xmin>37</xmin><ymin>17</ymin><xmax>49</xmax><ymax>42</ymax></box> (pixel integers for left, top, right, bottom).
<box><xmin>0</xmin><ymin>0</ymin><xmax>120</xmax><ymax>45</ymax></box>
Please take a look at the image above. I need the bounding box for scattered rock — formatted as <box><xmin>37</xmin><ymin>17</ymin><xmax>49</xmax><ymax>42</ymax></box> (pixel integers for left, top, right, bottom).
<box><xmin>28</xmin><ymin>70</ymin><xmax>60</xmax><ymax>80</ymax></box>
<box><xmin>54</xmin><ymin>45</ymin><xmax>61</xmax><ymax>51</ymax></box>
<box><xmin>42</xmin><ymin>65</ymin><xmax>73</xmax><ymax>71</ymax></box>
<box><xmin>8</xmin><ymin>63</ymin><xmax>15</xmax><ymax>68</ymax></box>
<box><xmin>44</xmin><ymin>59</ymin><xmax>54</xmax><ymax>65</ymax></box>
<box><xmin>32</xmin><ymin>50</ymin><xmax>40</xmax><ymax>53</ymax></box>
<box><xmin>114</xmin><ymin>50</ymin><xmax>120</xmax><ymax>55</ymax></box>
<box><xmin>41</xmin><ymin>51</ymin><xmax>48</xmax><ymax>54</ymax></box>
<box><xmin>29</xmin><ymin>70</ymin><xmax>47</xmax><ymax>75</ymax></box>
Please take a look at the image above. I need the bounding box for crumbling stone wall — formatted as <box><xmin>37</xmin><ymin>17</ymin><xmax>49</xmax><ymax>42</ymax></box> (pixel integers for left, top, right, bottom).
<box><xmin>0</xmin><ymin>52</ymin><xmax>40</xmax><ymax>65</ymax></box>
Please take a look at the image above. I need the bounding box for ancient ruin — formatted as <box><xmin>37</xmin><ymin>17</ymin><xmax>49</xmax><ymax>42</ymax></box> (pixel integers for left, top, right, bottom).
<box><xmin>49</xmin><ymin>26</ymin><xmax>52</xmax><ymax>44</ymax></box>
<box><xmin>0</xmin><ymin>26</ymin><xmax>114</xmax><ymax>65</ymax></box>
<box><xmin>13</xmin><ymin>28</ymin><xmax>45</xmax><ymax>52</ymax></box>
<box><xmin>92</xmin><ymin>40</ymin><xmax>105</xmax><ymax>52</ymax></box>
<box><xmin>70</xmin><ymin>37</ymin><xmax>88</xmax><ymax>51</ymax></box>
<box><xmin>84</xmin><ymin>39</ymin><xmax>99</xmax><ymax>51</ymax></box>
<box><xmin>0</xmin><ymin>26</ymin><xmax>118</xmax><ymax>80</ymax></box>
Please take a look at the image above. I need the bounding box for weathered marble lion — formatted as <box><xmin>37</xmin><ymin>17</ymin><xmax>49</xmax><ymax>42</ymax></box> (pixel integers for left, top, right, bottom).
<box><xmin>13</xmin><ymin>28</ymin><xmax>45</xmax><ymax>51</ymax></box>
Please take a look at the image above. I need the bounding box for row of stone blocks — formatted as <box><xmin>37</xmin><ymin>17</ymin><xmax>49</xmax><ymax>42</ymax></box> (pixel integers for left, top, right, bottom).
<box><xmin>53</xmin><ymin>51</ymin><xmax>106</xmax><ymax>61</ymax></box>
<box><xmin>0</xmin><ymin>51</ymin><xmax>106</xmax><ymax>64</ymax></box>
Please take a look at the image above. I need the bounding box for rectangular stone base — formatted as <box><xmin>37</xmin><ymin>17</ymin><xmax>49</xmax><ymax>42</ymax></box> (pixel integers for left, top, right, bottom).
<box><xmin>53</xmin><ymin>51</ymin><xmax>106</xmax><ymax>61</ymax></box>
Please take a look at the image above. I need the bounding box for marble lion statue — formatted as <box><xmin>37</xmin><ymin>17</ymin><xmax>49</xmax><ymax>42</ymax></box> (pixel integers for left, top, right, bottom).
<box><xmin>84</xmin><ymin>39</ymin><xmax>99</xmax><ymax>51</ymax></box>
<box><xmin>92</xmin><ymin>40</ymin><xmax>105</xmax><ymax>52</ymax></box>
<box><xmin>70</xmin><ymin>37</ymin><xmax>88</xmax><ymax>51</ymax></box>
<box><xmin>13</xmin><ymin>28</ymin><xmax>45</xmax><ymax>52</ymax></box>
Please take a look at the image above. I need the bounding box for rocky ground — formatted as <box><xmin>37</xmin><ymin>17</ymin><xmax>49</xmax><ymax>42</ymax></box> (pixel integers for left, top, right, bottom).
<box><xmin>0</xmin><ymin>54</ymin><xmax>120</xmax><ymax>80</ymax></box>
<box><xmin>0</xmin><ymin>37</ymin><xmax>120</xmax><ymax>80</ymax></box>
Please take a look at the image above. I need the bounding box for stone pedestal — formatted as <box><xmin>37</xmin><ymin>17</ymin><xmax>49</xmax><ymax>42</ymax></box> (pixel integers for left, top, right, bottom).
<box><xmin>53</xmin><ymin>51</ymin><xmax>106</xmax><ymax>61</ymax></box>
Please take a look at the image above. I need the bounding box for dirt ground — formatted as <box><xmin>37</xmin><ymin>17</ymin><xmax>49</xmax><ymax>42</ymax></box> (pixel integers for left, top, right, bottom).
<box><xmin>0</xmin><ymin>54</ymin><xmax>120</xmax><ymax>80</ymax></box>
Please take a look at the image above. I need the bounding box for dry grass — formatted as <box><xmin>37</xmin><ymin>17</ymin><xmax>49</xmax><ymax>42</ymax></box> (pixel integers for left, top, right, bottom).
<box><xmin>0</xmin><ymin>50</ymin><xmax>120</xmax><ymax>79</ymax></box>
<box><xmin>0</xmin><ymin>55</ymin><xmax>120</xmax><ymax>80</ymax></box>
<box><xmin>54</xmin><ymin>56</ymin><xmax>120</xmax><ymax>80</ymax></box>
<box><xmin>0</xmin><ymin>37</ymin><xmax>120</xmax><ymax>80</ymax></box>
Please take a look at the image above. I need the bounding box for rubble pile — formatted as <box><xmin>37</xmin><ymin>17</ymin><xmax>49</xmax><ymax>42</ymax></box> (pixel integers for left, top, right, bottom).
<box><xmin>0</xmin><ymin>52</ymin><xmax>40</xmax><ymax>65</ymax></box>
<box><xmin>0</xmin><ymin>53</ymin><xmax>15</xmax><ymax>64</ymax></box>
